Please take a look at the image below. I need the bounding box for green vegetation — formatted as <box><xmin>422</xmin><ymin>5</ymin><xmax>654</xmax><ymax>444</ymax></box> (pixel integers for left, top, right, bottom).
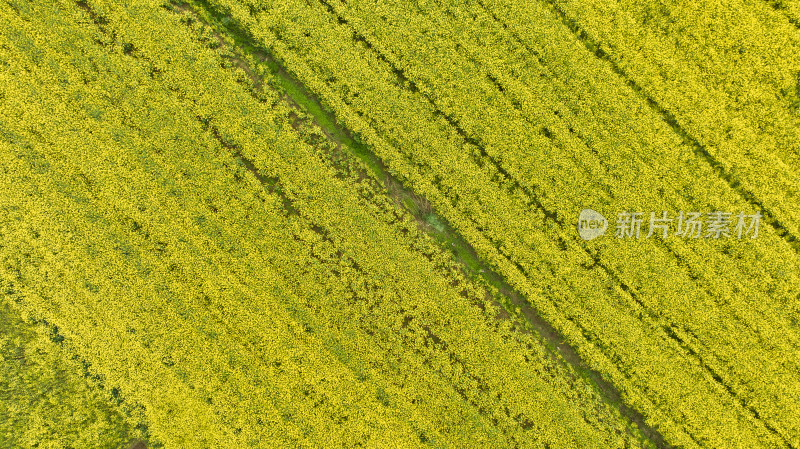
<box><xmin>1</xmin><ymin>0</ymin><xmax>798</xmax><ymax>447</ymax></box>
<box><xmin>182</xmin><ymin>0</ymin><xmax>800</xmax><ymax>446</ymax></box>
<box><xmin>0</xmin><ymin>301</ymin><xmax>151</xmax><ymax>449</ymax></box>
<box><xmin>1</xmin><ymin>0</ymin><xmax>651</xmax><ymax>447</ymax></box>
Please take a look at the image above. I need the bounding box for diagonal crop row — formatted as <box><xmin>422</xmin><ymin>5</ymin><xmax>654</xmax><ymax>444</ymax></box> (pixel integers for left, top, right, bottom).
<box><xmin>309</xmin><ymin>1</ymin><xmax>800</xmax><ymax>444</ymax></box>
<box><xmin>1</xmin><ymin>0</ymin><xmax>650</xmax><ymax>447</ymax></box>
<box><xmin>517</xmin><ymin>0</ymin><xmax>800</xmax><ymax>241</ymax></box>
<box><xmin>167</xmin><ymin>4</ymin><xmax>679</xmax><ymax>447</ymax></box>
<box><xmin>186</xmin><ymin>0</ymin><xmax>800</xmax><ymax>444</ymax></box>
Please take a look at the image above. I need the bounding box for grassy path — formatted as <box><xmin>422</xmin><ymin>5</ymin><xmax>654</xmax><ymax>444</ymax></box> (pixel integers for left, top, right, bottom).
<box><xmin>167</xmin><ymin>1</ymin><xmax>668</xmax><ymax>447</ymax></box>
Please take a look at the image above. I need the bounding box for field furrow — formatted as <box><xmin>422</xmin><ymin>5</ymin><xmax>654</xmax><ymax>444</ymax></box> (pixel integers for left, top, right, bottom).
<box><xmin>0</xmin><ymin>0</ymin><xmax>656</xmax><ymax>447</ymax></box>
